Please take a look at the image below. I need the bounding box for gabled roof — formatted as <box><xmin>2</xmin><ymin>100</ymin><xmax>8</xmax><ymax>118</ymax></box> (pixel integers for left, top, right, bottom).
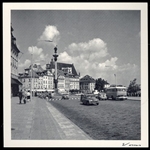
<box><xmin>57</xmin><ymin>62</ymin><xmax>78</xmax><ymax>76</ymax></box>
<box><xmin>11</xmin><ymin>78</ymin><xmax>22</xmax><ymax>85</ymax></box>
<box><xmin>57</xmin><ymin>69</ymin><xmax>65</xmax><ymax>77</ymax></box>
<box><xmin>29</xmin><ymin>64</ymin><xmax>44</xmax><ymax>73</ymax></box>
<box><xmin>19</xmin><ymin>69</ymin><xmax>39</xmax><ymax>78</ymax></box>
<box><xmin>42</xmin><ymin>70</ymin><xmax>53</xmax><ymax>76</ymax></box>
<box><xmin>49</xmin><ymin>59</ymin><xmax>79</xmax><ymax>76</ymax></box>
<box><xmin>11</xmin><ymin>25</ymin><xmax>20</xmax><ymax>53</ymax></box>
<box><xmin>80</xmin><ymin>75</ymin><xmax>95</xmax><ymax>83</ymax></box>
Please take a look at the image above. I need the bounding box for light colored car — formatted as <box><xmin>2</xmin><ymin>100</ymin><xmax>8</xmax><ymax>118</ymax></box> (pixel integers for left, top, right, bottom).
<box><xmin>62</xmin><ymin>93</ymin><xmax>69</xmax><ymax>100</ymax></box>
<box><xmin>96</xmin><ymin>92</ymin><xmax>107</xmax><ymax>100</ymax></box>
<box><xmin>80</xmin><ymin>94</ymin><xmax>99</xmax><ymax>105</ymax></box>
<box><xmin>75</xmin><ymin>93</ymin><xmax>84</xmax><ymax>96</ymax></box>
<box><xmin>93</xmin><ymin>90</ymin><xmax>99</xmax><ymax>95</ymax></box>
<box><xmin>116</xmin><ymin>95</ymin><xmax>127</xmax><ymax>100</ymax></box>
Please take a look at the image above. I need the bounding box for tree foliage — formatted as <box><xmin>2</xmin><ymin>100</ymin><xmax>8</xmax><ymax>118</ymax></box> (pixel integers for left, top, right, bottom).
<box><xmin>127</xmin><ymin>78</ymin><xmax>140</xmax><ymax>93</ymax></box>
<box><xmin>95</xmin><ymin>78</ymin><xmax>109</xmax><ymax>92</ymax></box>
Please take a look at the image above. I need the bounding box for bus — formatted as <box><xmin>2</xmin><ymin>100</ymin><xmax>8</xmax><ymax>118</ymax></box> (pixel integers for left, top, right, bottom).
<box><xmin>106</xmin><ymin>85</ymin><xmax>127</xmax><ymax>100</ymax></box>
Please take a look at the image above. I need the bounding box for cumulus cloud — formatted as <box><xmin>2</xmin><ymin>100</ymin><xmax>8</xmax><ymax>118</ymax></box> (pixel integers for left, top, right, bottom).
<box><xmin>100</xmin><ymin>57</ymin><xmax>118</xmax><ymax>70</ymax></box>
<box><xmin>28</xmin><ymin>46</ymin><xmax>43</xmax><ymax>55</ymax></box>
<box><xmin>38</xmin><ymin>25</ymin><xmax>60</xmax><ymax>45</ymax></box>
<box><xmin>28</xmin><ymin>46</ymin><xmax>48</xmax><ymax>62</ymax></box>
<box><xmin>58</xmin><ymin>44</ymin><xmax>140</xmax><ymax>86</ymax></box>
<box><xmin>66</xmin><ymin>38</ymin><xmax>108</xmax><ymax>61</ymax></box>
<box><xmin>59</xmin><ymin>51</ymin><xmax>72</xmax><ymax>63</ymax></box>
<box><xmin>42</xmin><ymin>64</ymin><xmax>46</xmax><ymax>70</ymax></box>
<box><xmin>18</xmin><ymin>59</ymin><xmax>31</xmax><ymax>68</ymax></box>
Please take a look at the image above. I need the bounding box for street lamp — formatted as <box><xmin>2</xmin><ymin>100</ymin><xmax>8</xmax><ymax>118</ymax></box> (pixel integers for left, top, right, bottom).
<box><xmin>30</xmin><ymin>47</ymin><xmax>33</xmax><ymax>101</ymax></box>
<box><xmin>105</xmin><ymin>65</ymin><xmax>117</xmax><ymax>86</ymax></box>
<box><xmin>39</xmin><ymin>40</ymin><xmax>57</xmax><ymax>90</ymax></box>
<box><xmin>39</xmin><ymin>40</ymin><xmax>59</xmax><ymax>93</ymax></box>
<box><xmin>114</xmin><ymin>74</ymin><xmax>117</xmax><ymax>87</ymax></box>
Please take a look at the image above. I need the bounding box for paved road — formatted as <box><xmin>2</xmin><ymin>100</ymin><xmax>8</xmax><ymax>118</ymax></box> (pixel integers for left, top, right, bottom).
<box><xmin>127</xmin><ymin>96</ymin><xmax>141</xmax><ymax>101</ymax></box>
<box><xmin>50</xmin><ymin>96</ymin><xmax>141</xmax><ymax>140</ymax></box>
<box><xmin>11</xmin><ymin>96</ymin><xmax>92</xmax><ymax>140</ymax></box>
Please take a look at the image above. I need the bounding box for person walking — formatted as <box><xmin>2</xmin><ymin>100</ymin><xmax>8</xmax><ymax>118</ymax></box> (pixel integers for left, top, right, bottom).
<box><xmin>18</xmin><ymin>89</ymin><xmax>23</xmax><ymax>104</ymax></box>
<box><xmin>22</xmin><ymin>89</ymin><xmax>27</xmax><ymax>104</ymax></box>
<box><xmin>27</xmin><ymin>90</ymin><xmax>31</xmax><ymax>102</ymax></box>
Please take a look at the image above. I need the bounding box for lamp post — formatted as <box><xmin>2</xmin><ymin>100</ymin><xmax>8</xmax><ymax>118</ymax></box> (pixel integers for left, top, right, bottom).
<box><xmin>105</xmin><ymin>65</ymin><xmax>117</xmax><ymax>86</ymax></box>
<box><xmin>114</xmin><ymin>74</ymin><xmax>117</xmax><ymax>87</ymax></box>
<box><xmin>30</xmin><ymin>47</ymin><xmax>33</xmax><ymax>101</ymax></box>
<box><xmin>53</xmin><ymin>46</ymin><xmax>59</xmax><ymax>92</ymax></box>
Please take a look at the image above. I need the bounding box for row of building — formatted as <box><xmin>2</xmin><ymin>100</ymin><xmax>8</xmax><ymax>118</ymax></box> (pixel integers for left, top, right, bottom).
<box><xmin>11</xmin><ymin>25</ymin><xmax>22</xmax><ymax>96</ymax></box>
<box><xmin>18</xmin><ymin>60</ymin><xmax>96</xmax><ymax>94</ymax></box>
<box><xmin>11</xmin><ymin>25</ymin><xmax>97</xmax><ymax>96</ymax></box>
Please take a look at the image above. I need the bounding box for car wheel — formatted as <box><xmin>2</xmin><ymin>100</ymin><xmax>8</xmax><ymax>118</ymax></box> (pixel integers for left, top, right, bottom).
<box><xmin>86</xmin><ymin>101</ymin><xmax>89</xmax><ymax>105</ymax></box>
<box><xmin>96</xmin><ymin>103</ymin><xmax>99</xmax><ymax>105</ymax></box>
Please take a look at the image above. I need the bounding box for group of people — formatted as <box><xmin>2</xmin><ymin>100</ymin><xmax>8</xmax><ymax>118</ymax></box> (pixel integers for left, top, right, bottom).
<box><xmin>18</xmin><ymin>89</ymin><xmax>31</xmax><ymax>104</ymax></box>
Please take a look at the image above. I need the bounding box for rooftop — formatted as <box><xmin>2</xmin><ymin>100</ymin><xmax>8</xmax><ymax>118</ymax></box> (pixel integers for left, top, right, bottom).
<box><xmin>80</xmin><ymin>75</ymin><xmax>95</xmax><ymax>83</ymax></box>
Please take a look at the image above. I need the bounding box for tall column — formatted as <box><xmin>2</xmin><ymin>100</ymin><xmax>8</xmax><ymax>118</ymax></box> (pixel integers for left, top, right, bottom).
<box><xmin>53</xmin><ymin>46</ymin><xmax>58</xmax><ymax>91</ymax></box>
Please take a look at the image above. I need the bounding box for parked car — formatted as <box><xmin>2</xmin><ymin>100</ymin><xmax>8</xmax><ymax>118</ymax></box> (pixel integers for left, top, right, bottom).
<box><xmin>80</xmin><ymin>94</ymin><xmax>99</xmax><ymax>105</ymax></box>
<box><xmin>93</xmin><ymin>90</ymin><xmax>99</xmax><ymax>96</ymax></box>
<box><xmin>96</xmin><ymin>92</ymin><xmax>107</xmax><ymax>100</ymax></box>
<box><xmin>62</xmin><ymin>93</ymin><xmax>69</xmax><ymax>100</ymax></box>
<box><xmin>116</xmin><ymin>95</ymin><xmax>127</xmax><ymax>100</ymax></box>
<box><xmin>75</xmin><ymin>93</ymin><xmax>84</xmax><ymax>96</ymax></box>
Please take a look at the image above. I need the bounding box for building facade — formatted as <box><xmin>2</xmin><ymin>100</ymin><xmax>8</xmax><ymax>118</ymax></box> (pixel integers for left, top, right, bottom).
<box><xmin>47</xmin><ymin>59</ymin><xmax>80</xmax><ymax>92</ymax></box>
<box><xmin>41</xmin><ymin>70</ymin><xmax>54</xmax><ymax>91</ymax></box>
<box><xmin>18</xmin><ymin>59</ymin><xmax>80</xmax><ymax>93</ymax></box>
<box><xmin>19</xmin><ymin>68</ymin><xmax>39</xmax><ymax>91</ymax></box>
<box><xmin>11</xmin><ymin>25</ymin><xmax>22</xmax><ymax>96</ymax></box>
<box><xmin>19</xmin><ymin>65</ymin><xmax>54</xmax><ymax>92</ymax></box>
<box><xmin>80</xmin><ymin>75</ymin><xmax>95</xmax><ymax>93</ymax></box>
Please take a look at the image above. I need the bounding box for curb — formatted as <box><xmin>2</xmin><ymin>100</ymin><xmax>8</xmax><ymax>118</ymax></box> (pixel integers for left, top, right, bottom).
<box><xmin>48</xmin><ymin>97</ymin><xmax>80</xmax><ymax>101</ymax></box>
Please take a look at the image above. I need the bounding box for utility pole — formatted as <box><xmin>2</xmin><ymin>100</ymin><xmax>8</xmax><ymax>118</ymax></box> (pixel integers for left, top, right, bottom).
<box><xmin>30</xmin><ymin>47</ymin><xmax>33</xmax><ymax>101</ymax></box>
<box><xmin>114</xmin><ymin>74</ymin><xmax>117</xmax><ymax>87</ymax></box>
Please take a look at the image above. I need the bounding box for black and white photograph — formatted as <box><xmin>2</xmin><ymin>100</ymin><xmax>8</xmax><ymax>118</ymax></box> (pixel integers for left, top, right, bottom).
<box><xmin>3</xmin><ymin>2</ymin><xmax>148</xmax><ymax>147</ymax></box>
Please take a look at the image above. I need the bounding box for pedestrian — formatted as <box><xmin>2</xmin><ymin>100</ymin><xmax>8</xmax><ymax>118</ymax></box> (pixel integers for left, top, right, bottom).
<box><xmin>22</xmin><ymin>89</ymin><xmax>27</xmax><ymax>104</ymax></box>
<box><xmin>27</xmin><ymin>90</ymin><xmax>31</xmax><ymax>101</ymax></box>
<box><xmin>18</xmin><ymin>89</ymin><xmax>23</xmax><ymax>104</ymax></box>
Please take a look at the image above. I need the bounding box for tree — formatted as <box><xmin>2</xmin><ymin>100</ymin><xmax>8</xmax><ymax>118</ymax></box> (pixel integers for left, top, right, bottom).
<box><xmin>95</xmin><ymin>78</ymin><xmax>109</xmax><ymax>92</ymax></box>
<box><xmin>127</xmin><ymin>78</ymin><xmax>140</xmax><ymax>94</ymax></box>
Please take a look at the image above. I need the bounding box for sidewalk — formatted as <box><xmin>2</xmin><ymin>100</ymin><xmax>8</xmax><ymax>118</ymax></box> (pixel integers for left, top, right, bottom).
<box><xmin>11</xmin><ymin>96</ymin><xmax>92</xmax><ymax>140</ymax></box>
<box><xmin>127</xmin><ymin>96</ymin><xmax>141</xmax><ymax>101</ymax></box>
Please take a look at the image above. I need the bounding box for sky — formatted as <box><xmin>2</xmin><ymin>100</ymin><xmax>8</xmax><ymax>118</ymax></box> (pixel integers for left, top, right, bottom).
<box><xmin>11</xmin><ymin>9</ymin><xmax>141</xmax><ymax>87</ymax></box>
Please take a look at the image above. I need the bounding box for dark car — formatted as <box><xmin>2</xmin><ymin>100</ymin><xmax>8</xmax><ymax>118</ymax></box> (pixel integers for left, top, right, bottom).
<box><xmin>80</xmin><ymin>94</ymin><xmax>99</xmax><ymax>105</ymax></box>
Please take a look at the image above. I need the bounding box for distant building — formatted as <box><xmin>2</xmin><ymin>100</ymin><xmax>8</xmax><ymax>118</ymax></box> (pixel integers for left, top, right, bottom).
<box><xmin>18</xmin><ymin>59</ymin><xmax>80</xmax><ymax>93</ymax></box>
<box><xmin>80</xmin><ymin>75</ymin><xmax>95</xmax><ymax>93</ymax></box>
<box><xmin>39</xmin><ymin>70</ymin><xmax>54</xmax><ymax>92</ymax></box>
<box><xmin>57</xmin><ymin>70</ymin><xmax>65</xmax><ymax>91</ymax></box>
<box><xmin>11</xmin><ymin>25</ymin><xmax>22</xmax><ymax>96</ymax></box>
<box><xmin>64</xmin><ymin>74</ymin><xmax>70</xmax><ymax>92</ymax></box>
<box><xmin>19</xmin><ymin>68</ymin><xmax>39</xmax><ymax>91</ymax></box>
<box><xmin>47</xmin><ymin>59</ymin><xmax>80</xmax><ymax>91</ymax></box>
<box><xmin>104</xmin><ymin>83</ymin><xmax>110</xmax><ymax>89</ymax></box>
<box><xmin>31</xmin><ymin>64</ymin><xmax>44</xmax><ymax>72</ymax></box>
<box><xmin>19</xmin><ymin>64</ymin><xmax>54</xmax><ymax>92</ymax></box>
